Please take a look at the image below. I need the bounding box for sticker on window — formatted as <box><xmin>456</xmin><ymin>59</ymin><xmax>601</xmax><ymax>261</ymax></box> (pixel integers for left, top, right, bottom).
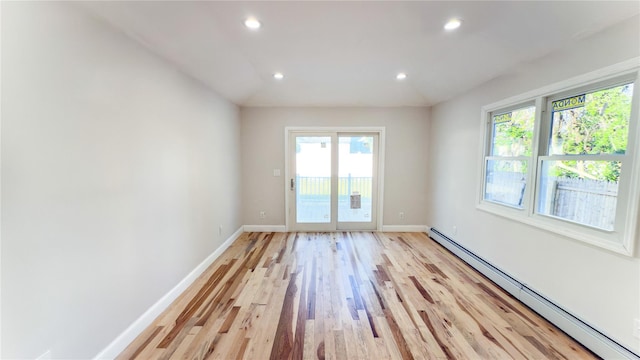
<box><xmin>493</xmin><ymin>112</ymin><xmax>512</xmax><ymax>124</ymax></box>
<box><xmin>552</xmin><ymin>94</ymin><xmax>585</xmax><ymax>111</ymax></box>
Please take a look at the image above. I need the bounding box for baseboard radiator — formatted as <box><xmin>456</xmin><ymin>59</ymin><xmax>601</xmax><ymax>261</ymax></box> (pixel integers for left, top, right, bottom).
<box><xmin>428</xmin><ymin>227</ymin><xmax>640</xmax><ymax>360</ymax></box>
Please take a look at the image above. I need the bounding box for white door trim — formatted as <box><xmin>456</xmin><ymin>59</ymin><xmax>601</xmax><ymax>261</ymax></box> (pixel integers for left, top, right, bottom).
<box><xmin>284</xmin><ymin>126</ymin><xmax>385</xmax><ymax>232</ymax></box>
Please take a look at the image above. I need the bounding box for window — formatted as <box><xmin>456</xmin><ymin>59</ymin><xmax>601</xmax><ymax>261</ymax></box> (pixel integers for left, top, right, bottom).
<box><xmin>537</xmin><ymin>83</ymin><xmax>633</xmax><ymax>231</ymax></box>
<box><xmin>479</xmin><ymin>62</ymin><xmax>640</xmax><ymax>255</ymax></box>
<box><xmin>484</xmin><ymin>105</ymin><xmax>535</xmax><ymax>208</ymax></box>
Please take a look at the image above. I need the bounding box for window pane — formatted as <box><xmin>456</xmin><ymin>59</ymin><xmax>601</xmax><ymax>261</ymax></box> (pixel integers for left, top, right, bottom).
<box><xmin>338</xmin><ymin>136</ymin><xmax>373</xmax><ymax>222</ymax></box>
<box><xmin>491</xmin><ymin>106</ymin><xmax>535</xmax><ymax>157</ymax></box>
<box><xmin>537</xmin><ymin>160</ymin><xmax>620</xmax><ymax>230</ymax></box>
<box><xmin>296</xmin><ymin>136</ymin><xmax>331</xmax><ymax>223</ymax></box>
<box><xmin>549</xmin><ymin>83</ymin><xmax>634</xmax><ymax>155</ymax></box>
<box><xmin>484</xmin><ymin>159</ymin><xmax>528</xmax><ymax>208</ymax></box>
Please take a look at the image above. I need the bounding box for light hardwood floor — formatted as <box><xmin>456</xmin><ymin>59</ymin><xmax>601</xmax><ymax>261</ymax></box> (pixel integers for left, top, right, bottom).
<box><xmin>117</xmin><ymin>232</ymin><xmax>597</xmax><ymax>359</ymax></box>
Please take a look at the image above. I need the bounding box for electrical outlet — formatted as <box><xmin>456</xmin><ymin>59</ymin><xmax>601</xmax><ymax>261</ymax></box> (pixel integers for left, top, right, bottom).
<box><xmin>399</xmin><ymin>212</ymin><xmax>405</xmax><ymax>219</ymax></box>
<box><xmin>634</xmin><ymin>319</ymin><xmax>640</xmax><ymax>339</ymax></box>
<box><xmin>452</xmin><ymin>226</ymin><xmax>457</xmax><ymax>236</ymax></box>
<box><xmin>218</xmin><ymin>225</ymin><xmax>223</xmax><ymax>236</ymax></box>
<box><xmin>259</xmin><ymin>211</ymin><xmax>266</xmax><ymax>219</ymax></box>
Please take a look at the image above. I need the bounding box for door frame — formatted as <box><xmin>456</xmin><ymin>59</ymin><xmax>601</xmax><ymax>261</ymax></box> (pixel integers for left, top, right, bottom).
<box><xmin>284</xmin><ymin>126</ymin><xmax>386</xmax><ymax>232</ymax></box>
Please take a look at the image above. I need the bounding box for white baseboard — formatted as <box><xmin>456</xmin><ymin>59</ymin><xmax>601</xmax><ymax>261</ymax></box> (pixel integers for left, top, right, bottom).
<box><xmin>93</xmin><ymin>226</ymin><xmax>244</xmax><ymax>360</ymax></box>
<box><xmin>243</xmin><ymin>225</ymin><xmax>286</xmax><ymax>232</ymax></box>
<box><xmin>381</xmin><ymin>225</ymin><xmax>429</xmax><ymax>233</ymax></box>
<box><xmin>242</xmin><ymin>225</ymin><xmax>429</xmax><ymax>233</ymax></box>
<box><xmin>428</xmin><ymin>227</ymin><xmax>640</xmax><ymax>360</ymax></box>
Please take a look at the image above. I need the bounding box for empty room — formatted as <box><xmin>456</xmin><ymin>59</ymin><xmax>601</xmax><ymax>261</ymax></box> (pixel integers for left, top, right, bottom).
<box><xmin>2</xmin><ymin>1</ymin><xmax>640</xmax><ymax>359</ymax></box>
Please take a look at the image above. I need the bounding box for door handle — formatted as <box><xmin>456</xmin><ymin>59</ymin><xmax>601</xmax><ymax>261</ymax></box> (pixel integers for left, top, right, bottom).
<box><xmin>290</xmin><ymin>178</ymin><xmax>295</xmax><ymax>191</ymax></box>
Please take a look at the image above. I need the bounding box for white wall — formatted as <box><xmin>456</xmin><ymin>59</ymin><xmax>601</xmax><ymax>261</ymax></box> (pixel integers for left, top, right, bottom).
<box><xmin>241</xmin><ymin>107</ymin><xmax>430</xmax><ymax>228</ymax></box>
<box><xmin>428</xmin><ymin>15</ymin><xmax>640</xmax><ymax>353</ymax></box>
<box><xmin>1</xmin><ymin>2</ymin><xmax>242</xmax><ymax>358</ymax></box>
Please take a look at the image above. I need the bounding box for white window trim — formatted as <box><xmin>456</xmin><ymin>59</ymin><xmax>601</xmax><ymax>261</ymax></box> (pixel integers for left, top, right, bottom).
<box><xmin>477</xmin><ymin>57</ymin><xmax>640</xmax><ymax>256</ymax></box>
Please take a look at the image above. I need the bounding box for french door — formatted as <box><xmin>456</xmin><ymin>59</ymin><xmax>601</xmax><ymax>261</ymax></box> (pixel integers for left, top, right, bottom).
<box><xmin>287</xmin><ymin>130</ymin><xmax>380</xmax><ymax>231</ymax></box>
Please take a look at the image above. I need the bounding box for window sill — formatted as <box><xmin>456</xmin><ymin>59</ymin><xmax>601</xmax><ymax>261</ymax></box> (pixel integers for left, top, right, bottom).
<box><xmin>476</xmin><ymin>201</ymin><xmax>634</xmax><ymax>256</ymax></box>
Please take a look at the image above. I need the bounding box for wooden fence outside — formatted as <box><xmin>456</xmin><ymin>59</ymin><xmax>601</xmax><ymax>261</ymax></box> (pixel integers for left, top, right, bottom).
<box><xmin>551</xmin><ymin>177</ymin><xmax>618</xmax><ymax>230</ymax></box>
<box><xmin>487</xmin><ymin>171</ymin><xmax>618</xmax><ymax>230</ymax></box>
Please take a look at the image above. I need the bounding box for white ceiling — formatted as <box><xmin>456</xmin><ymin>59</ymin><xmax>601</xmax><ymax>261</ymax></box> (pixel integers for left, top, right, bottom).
<box><xmin>80</xmin><ymin>1</ymin><xmax>639</xmax><ymax>107</ymax></box>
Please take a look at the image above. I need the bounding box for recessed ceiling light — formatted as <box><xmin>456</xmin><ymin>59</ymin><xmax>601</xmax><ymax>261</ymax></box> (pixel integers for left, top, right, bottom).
<box><xmin>244</xmin><ymin>17</ymin><xmax>261</xmax><ymax>30</ymax></box>
<box><xmin>396</xmin><ymin>73</ymin><xmax>407</xmax><ymax>80</ymax></box>
<box><xmin>273</xmin><ymin>72</ymin><xmax>284</xmax><ymax>80</ymax></box>
<box><xmin>444</xmin><ymin>18</ymin><xmax>462</xmax><ymax>31</ymax></box>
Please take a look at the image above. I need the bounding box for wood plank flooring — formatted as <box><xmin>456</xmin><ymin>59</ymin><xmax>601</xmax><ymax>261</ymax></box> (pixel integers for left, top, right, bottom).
<box><xmin>117</xmin><ymin>232</ymin><xmax>597</xmax><ymax>360</ymax></box>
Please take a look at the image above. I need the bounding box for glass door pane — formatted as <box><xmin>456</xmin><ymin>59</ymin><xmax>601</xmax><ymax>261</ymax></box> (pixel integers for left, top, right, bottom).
<box><xmin>338</xmin><ymin>135</ymin><xmax>374</xmax><ymax>223</ymax></box>
<box><xmin>296</xmin><ymin>136</ymin><xmax>332</xmax><ymax>223</ymax></box>
<box><xmin>288</xmin><ymin>130</ymin><xmax>378</xmax><ymax>231</ymax></box>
